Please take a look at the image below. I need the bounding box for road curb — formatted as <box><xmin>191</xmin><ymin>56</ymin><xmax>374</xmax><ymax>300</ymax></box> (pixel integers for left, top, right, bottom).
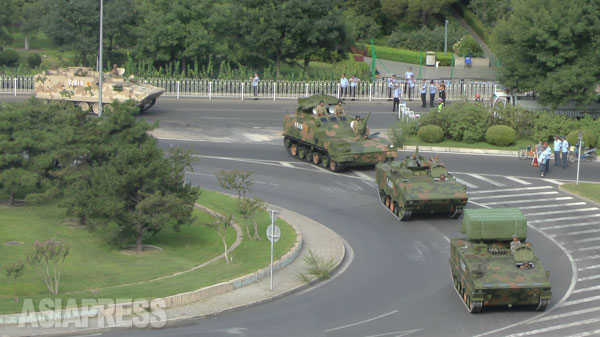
<box><xmin>403</xmin><ymin>145</ymin><xmax>518</xmax><ymax>156</ymax></box>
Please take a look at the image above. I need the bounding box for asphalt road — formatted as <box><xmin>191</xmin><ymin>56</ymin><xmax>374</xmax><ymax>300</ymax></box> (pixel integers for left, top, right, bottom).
<box><xmin>3</xmin><ymin>95</ymin><xmax>600</xmax><ymax>336</ymax></box>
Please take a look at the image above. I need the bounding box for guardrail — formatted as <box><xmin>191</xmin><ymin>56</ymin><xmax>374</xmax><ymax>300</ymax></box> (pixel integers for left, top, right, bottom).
<box><xmin>1</xmin><ymin>75</ymin><xmax>498</xmax><ymax>101</ymax></box>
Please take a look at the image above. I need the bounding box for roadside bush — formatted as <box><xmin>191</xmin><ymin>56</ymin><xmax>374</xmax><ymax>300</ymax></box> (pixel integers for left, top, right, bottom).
<box><xmin>567</xmin><ymin>129</ymin><xmax>596</xmax><ymax>148</ymax></box>
<box><xmin>363</xmin><ymin>44</ymin><xmax>453</xmax><ymax>66</ymax></box>
<box><xmin>490</xmin><ymin>105</ymin><xmax>535</xmax><ymax>139</ymax></box>
<box><xmin>26</xmin><ymin>54</ymin><xmax>42</xmax><ymax>68</ymax></box>
<box><xmin>485</xmin><ymin>125</ymin><xmax>516</xmax><ymax>146</ymax></box>
<box><xmin>418</xmin><ymin>125</ymin><xmax>444</xmax><ymax>143</ymax></box>
<box><xmin>453</xmin><ymin>35</ymin><xmax>484</xmax><ymax>57</ymax></box>
<box><xmin>420</xmin><ymin>100</ymin><xmax>490</xmax><ymax>143</ymax></box>
<box><xmin>0</xmin><ymin>49</ymin><xmax>20</xmax><ymax>67</ymax></box>
<box><xmin>389</xmin><ymin>24</ymin><xmax>466</xmax><ymax>53</ymax></box>
<box><xmin>531</xmin><ymin>112</ymin><xmax>579</xmax><ymax>143</ymax></box>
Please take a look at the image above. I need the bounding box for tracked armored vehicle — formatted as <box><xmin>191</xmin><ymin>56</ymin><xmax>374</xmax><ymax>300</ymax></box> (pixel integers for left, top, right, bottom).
<box><xmin>376</xmin><ymin>152</ymin><xmax>468</xmax><ymax>220</ymax></box>
<box><xmin>450</xmin><ymin>208</ymin><xmax>552</xmax><ymax>313</ymax></box>
<box><xmin>34</xmin><ymin>67</ymin><xmax>165</xmax><ymax>114</ymax></box>
<box><xmin>282</xmin><ymin>95</ymin><xmax>397</xmax><ymax>172</ymax></box>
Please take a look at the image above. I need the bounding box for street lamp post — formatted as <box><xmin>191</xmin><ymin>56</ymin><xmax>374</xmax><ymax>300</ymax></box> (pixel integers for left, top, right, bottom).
<box><xmin>266</xmin><ymin>209</ymin><xmax>280</xmax><ymax>291</ymax></box>
<box><xmin>444</xmin><ymin>20</ymin><xmax>448</xmax><ymax>56</ymax></box>
<box><xmin>98</xmin><ymin>0</ymin><xmax>103</xmax><ymax>116</ymax></box>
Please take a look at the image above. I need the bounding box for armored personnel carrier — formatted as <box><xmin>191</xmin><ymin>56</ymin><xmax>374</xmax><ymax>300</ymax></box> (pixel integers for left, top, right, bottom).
<box><xmin>376</xmin><ymin>151</ymin><xmax>468</xmax><ymax>220</ymax></box>
<box><xmin>449</xmin><ymin>208</ymin><xmax>552</xmax><ymax>313</ymax></box>
<box><xmin>283</xmin><ymin>95</ymin><xmax>397</xmax><ymax>172</ymax></box>
<box><xmin>34</xmin><ymin>67</ymin><xmax>165</xmax><ymax>114</ymax></box>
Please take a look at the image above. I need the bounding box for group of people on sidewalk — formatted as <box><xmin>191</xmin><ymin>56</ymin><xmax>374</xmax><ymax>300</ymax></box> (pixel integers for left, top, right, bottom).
<box><xmin>537</xmin><ymin>135</ymin><xmax>569</xmax><ymax>177</ymax></box>
<box><xmin>385</xmin><ymin>67</ymin><xmax>447</xmax><ymax>113</ymax></box>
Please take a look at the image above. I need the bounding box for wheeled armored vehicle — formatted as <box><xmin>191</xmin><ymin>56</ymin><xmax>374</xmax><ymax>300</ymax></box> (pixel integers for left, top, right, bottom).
<box><xmin>450</xmin><ymin>208</ymin><xmax>552</xmax><ymax>313</ymax></box>
<box><xmin>282</xmin><ymin>95</ymin><xmax>397</xmax><ymax>172</ymax></box>
<box><xmin>376</xmin><ymin>151</ymin><xmax>468</xmax><ymax>220</ymax></box>
<box><xmin>34</xmin><ymin>67</ymin><xmax>165</xmax><ymax>114</ymax></box>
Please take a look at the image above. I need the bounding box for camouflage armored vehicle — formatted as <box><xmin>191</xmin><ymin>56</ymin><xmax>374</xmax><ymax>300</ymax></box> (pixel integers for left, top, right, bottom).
<box><xmin>376</xmin><ymin>151</ymin><xmax>468</xmax><ymax>220</ymax></box>
<box><xmin>283</xmin><ymin>95</ymin><xmax>397</xmax><ymax>171</ymax></box>
<box><xmin>34</xmin><ymin>67</ymin><xmax>165</xmax><ymax>114</ymax></box>
<box><xmin>450</xmin><ymin>208</ymin><xmax>552</xmax><ymax>313</ymax></box>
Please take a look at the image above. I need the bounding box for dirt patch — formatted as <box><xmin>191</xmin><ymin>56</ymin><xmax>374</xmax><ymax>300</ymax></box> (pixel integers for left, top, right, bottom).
<box><xmin>120</xmin><ymin>244</ymin><xmax>163</xmax><ymax>255</ymax></box>
<box><xmin>5</xmin><ymin>241</ymin><xmax>24</xmax><ymax>246</ymax></box>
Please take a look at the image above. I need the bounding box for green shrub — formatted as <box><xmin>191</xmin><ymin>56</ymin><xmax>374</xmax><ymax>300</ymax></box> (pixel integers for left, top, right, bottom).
<box><xmin>421</xmin><ymin>100</ymin><xmax>491</xmax><ymax>143</ymax></box>
<box><xmin>26</xmin><ymin>54</ymin><xmax>42</xmax><ymax>68</ymax></box>
<box><xmin>491</xmin><ymin>105</ymin><xmax>536</xmax><ymax>139</ymax></box>
<box><xmin>453</xmin><ymin>35</ymin><xmax>484</xmax><ymax>57</ymax></box>
<box><xmin>485</xmin><ymin>125</ymin><xmax>516</xmax><ymax>146</ymax></box>
<box><xmin>0</xmin><ymin>49</ymin><xmax>20</xmax><ymax>67</ymax></box>
<box><xmin>389</xmin><ymin>24</ymin><xmax>467</xmax><ymax>53</ymax></box>
<box><xmin>418</xmin><ymin>125</ymin><xmax>444</xmax><ymax>143</ymax></box>
<box><xmin>531</xmin><ymin>112</ymin><xmax>579</xmax><ymax>143</ymax></box>
<box><xmin>455</xmin><ymin>3</ymin><xmax>491</xmax><ymax>45</ymax></box>
<box><xmin>363</xmin><ymin>44</ymin><xmax>453</xmax><ymax>66</ymax></box>
<box><xmin>567</xmin><ymin>129</ymin><xmax>596</xmax><ymax>148</ymax></box>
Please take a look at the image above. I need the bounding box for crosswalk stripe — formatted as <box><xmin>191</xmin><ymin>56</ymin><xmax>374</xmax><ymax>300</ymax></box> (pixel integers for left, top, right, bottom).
<box><xmin>545</xmin><ymin>179</ymin><xmax>565</xmax><ymax>185</ymax></box>
<box><xmin>454</xmin><ymin>178</ymin><xmax>478</xmax><ymax>188</ymax></box>
<box><xmin>465</xmin><ymin>173</ymin><xmax>506</xmax><ymax>187</ymax></box>
<box><xmin>562</xmin><ymin>295</ymin><xmax>600</xmax><ymax>307</ymax></box>
<box><xmin>563</xmin><ymin>328</ymin><xmax>600</xmax><ymax>337</ymax></box>
<box><xmin>506</xmin><ymin>318</ymin><xmax>600</xmax><ymax>337</ymax></box>
<box><xmin>531</xmin><ymin>306</ymin><xmax>600</xmax><ymax>323</ymax></box>
<box><xmin>578</xmin><ymin>264</ymin><xmax>600</xmax><ymax>271</ymax></box>
<box><xmin>573</xmin><ymin>285</ymin><xmax>600</xmax><ymax>294</ymax></box>
<box><xmin>352</xmin><ymin>170</ymin><xmax>375</xmax><ymax>182</ymax></box>
<box><xmin>530</xmin><ymin>214</ymin><xmax>600</xmax><ymax>224</ymax></box>
<box><xmin>519</xmin><ymin>202</ymin><xmax>586</xmax><ymax>210</ymax></box>
<box><xmin>524</xmin><ymin>208</ymin><xmax>599</xmax><ymax>217</ymax></box>
<box><xmin>542</xmin><ymin>221</ymin><xmax>600</xmax><ymax>230</ymax></box>
<box><xmin>468</xmin><ymin>186</ymin><xmax>552</xmax><ymax>195</ymax></box>
<box><xmin>575</xmin><ymin>255</ymin><xmax>600</xmax><ymax>262</ymax></box>
<box><xmin>279</xmin><ymin>161</ymin><xmax>295</xmax><ymax>168</ymax></box>
<box><xmin>481</xmin><ymin>197</ymin><xmax>573</xmax><ymax>206</ymax></box>
<box><xmin>470</xmin><ymin>191</ymin><xmax>558</xmax><ymax>200</ymax></box>
<box><xmin>573</xmin><ymin>236</ymin><xmax>600</xmax><ymax>244</ymax></box>
<box><xmin>579</xmin><ymin>275</ymin><xmax>600</xmax><ymax>282</ymax></box>
<box><xmin>553</xmin><ymin>228</ymin><xmax>600</xmax><ymax>237</ymax></box>
<box><xmin>504</xmin><ymin>176</ymin><xmax>533</xmax><ymax>185</ymax></box>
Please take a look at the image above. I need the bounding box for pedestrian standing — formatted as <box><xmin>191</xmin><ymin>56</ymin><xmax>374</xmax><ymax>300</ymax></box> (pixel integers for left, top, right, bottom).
<box><xmin>404</xmin><ymin>67</ymin><xmax>414</xmax><ymax>95</ymax></box>
<box><xmin>561</xmin><ymin>136</ymin><xmax>569</xmax><ymax>169</ymax></box>
<box><xmin>252</xmin><ymin>73</ymin><xmax>259</xmax><ymax>99</ymax></box>
<box><xmin>350</xmin><ymin>75</ymin><xmax>360</xmax><ymax>100</ymax></box>
<box><xmin>387</xmin><ymin>75</ymin><xmax>397</xmax><ymax>99</ymax></box>
<box><xmin>340</xmin><ymin>73</ymin><xmax>348</xmax><ymax>98</ymax></box>
<box><xmin>540</xmin><ymin>143</ymin><xmax>551</xmax><ymax>177</ymax></box>
<box><xmin>439</xmin><ymin>80</ymin><xmax>446</xmax><ymax>105</ymax></box>
<box><xmin>536</xmin><ymin>141</ymin><xmax>543</xmax><ymax>159</ymax></box>
<box><xmin>392</xmin><ymin>85</ymin><xmax>400</xmax><ymax>112</ymax></box>
<box><xmin>553</xmin><ymin>136</ymin><xmax>561</xmax><ymax>166</ymax></box>
<box><xmin>420</xmin><ymin>80</ymin><xmax>428</xmax><ymax>108</ymax></box>
<box><xmin>408</xmin><ymin>75</ymin><xmax>415</xmax><ymax>101</ymax></box>
<box><xmin>429</xmin><ymin>80</ymin><xmax>437</xmax><ymax>107</ymax></box>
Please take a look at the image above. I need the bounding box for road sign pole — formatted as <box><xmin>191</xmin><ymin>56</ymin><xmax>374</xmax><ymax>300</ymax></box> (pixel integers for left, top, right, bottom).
<box><xmin>576</xmin><ymin>133</ymin><xmax>583</xmax><ymax>185</ymax></box>
<box><xmin>267</xmin><ymin>209</ymin><xmax>280</xmax><ymax>291</ymax></box>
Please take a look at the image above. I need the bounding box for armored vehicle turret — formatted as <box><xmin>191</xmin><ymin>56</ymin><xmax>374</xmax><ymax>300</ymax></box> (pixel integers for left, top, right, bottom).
<box><xmin>375</xmin><ymin>151</ymin><xmax>468</xmax><ymax>220</ymax></box>
<box><xmin>450</xmin><ymin>208</ymin><xmax>552</xmax><ymax>313</ymax></box>
<box><xmin>34</xmin><ymin>67</ymin><xmax>165</xmax><ymax>114</ymax></box>
<box><xmin>282</xmin><ymin>95</ymin><xmax>397</xmax><ymax>172</ymax></box>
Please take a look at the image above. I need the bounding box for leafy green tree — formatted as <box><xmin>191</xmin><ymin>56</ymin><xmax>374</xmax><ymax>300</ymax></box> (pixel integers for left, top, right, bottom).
<box><xmin>207</xmin><ymin>213</ymin><xmax>234</xmax><ymax>263</ymax></box>
<box><xmin>103</xmin><ymin>0</ymin><xmax>138</xmax><ymax>57</ymax></box>
<box><xmin>0</xmin><ymin>0</ymin><xmax>15</xmax><ymax>50</ymax></box>
<box><xmin>12</xmin><ymin>0</ymin><xmax>42</xmax><ymax>50</ymax></box>
<box><xmin>4</xmin><ymin>260</ymin><xmax>25</xmax><ymax>302</ymax></box>
<box><xmin>215</xmin><ymin>170</ymin><xmax>254</xmax><ymax>199</ymax></box>
<box><xmin>493</xmin><ymin>0</ymin><xmax>600</xmax><ymax>107</ymax></box>
<box><xmin>238</xmin><ymin>196</ymin><xmax>266</xmax><ymax>240</ymax></box>
<box><xmin>381</xmin><ymin>0</ymin><xmax>458</xmax><ymax>27</ymax></box>
<box><xmin>27</xmin><ymin>238</ymin><xmax>70</xmax><ymax>295</ymax></box>
<box><xmin>468</xmin><ymin>0</ymin><xmax>511</xmax><ymax>26</ymax></box>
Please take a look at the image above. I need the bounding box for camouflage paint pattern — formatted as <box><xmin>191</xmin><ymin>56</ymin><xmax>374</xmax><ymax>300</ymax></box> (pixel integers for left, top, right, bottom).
<box><xmin>283</xmin><ymin>95</ymin><xmax>397</xmax><ymax>171</ymax></box>
<box><xmin>34</xmin><ymin>67</ymin><xmax>165</xmax><ymax>112</ymax></box>
<box><xmin>449</xmin><ymin>209</ymin><xmax>551</xmax><ymax>313</ymax></box>
<box><xmin>375</xmin><ymin>153</ymin><xmax>468</xmax><ymax>220</ymax></box>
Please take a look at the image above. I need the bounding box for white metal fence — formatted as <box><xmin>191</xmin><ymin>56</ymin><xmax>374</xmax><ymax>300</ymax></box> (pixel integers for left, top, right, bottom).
<box><xmin>1</xmin><ymin>75</ymin><xmax>498</xmax><ymax>101</ymax></box>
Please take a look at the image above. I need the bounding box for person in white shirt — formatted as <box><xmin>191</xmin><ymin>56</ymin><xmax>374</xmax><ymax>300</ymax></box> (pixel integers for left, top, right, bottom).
<box><xmin>560</xmin><ymin>136</ymin><xmax>569</xmax><ymax>169</ymax></box>
<box><xmin>349</xmin><ymin>75</ymin><xmax>360</xmax><ymax>100</ymax></box>
<box><xmin>252</xmin><ymin>73</ymin><xmax>259</xmax><ymax>99</ymax></box>
<box><xmin>404</xmin><ymin>67</ymin><xmax>414</xmax><ymax>95</ymax></box>
<box><xmin>340</xmin><ymin>73</ymin><xmax>348</xmax><ymax>98</ymax></box>
<box><xmin>387</xmin><ymin>74</ymin><xmax>397</xmax><ymax>99</ymax></box>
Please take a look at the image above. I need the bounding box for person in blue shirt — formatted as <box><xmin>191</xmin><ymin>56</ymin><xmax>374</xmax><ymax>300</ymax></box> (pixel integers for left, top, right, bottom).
<box><xmin>561</xmin><ymin>136</ymin><xmax>569</xmax><ymax>169</ymax></box>
<box><xmin>392</xmin><ymin>85</ymin><xmax>400</xmax><ymax>112</ymax></box>
<box><xmin>429</xmin><ymin>80</ymin><xmax>437</xmax><ymax>107</ymax></box>
<box><xmin>540</xmin><ymin>143</ymin><xmax>552</xmax><ymax>177</ymax></box>
<box><xmin>420</xmin><ymin>80</ymin><xmax>428</xmax><ymax>108</ymax></box>
<box><xmin>349</xmin><ymin>75</ymin><xmax>360</xmax><ymax>100</ymax></box>
<box><xmin>340</xmin><ymin>73</ymin><xmax>348</xmax><ymax>98</ymax></box>
<box><xmin>387</xmin><ymin>74</ymin><xmax>397</xmax><ymax>99</ymax></box>
<box><xmin>553</xmin><ymin>136</ymin><xmax>562</xmax><ymax>166</ymax></box>
<box><xmin>252</xmin><ymin>73</ymin><xmax>259</xmax><ymax>99</ymax></box>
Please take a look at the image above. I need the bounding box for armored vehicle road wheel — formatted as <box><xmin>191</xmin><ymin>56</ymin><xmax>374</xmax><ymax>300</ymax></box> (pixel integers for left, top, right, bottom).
<box><xmin>320</xmin><ymin>154</ymin><xmax>330</xmax><ymax>168</ymax></box>
<box><xmin>393</xmin><ymin>202</ymin><xmax>400</xmax><ymax>217</ymax></box>
<box><xmin>328</xmin><ymin>158</ymin><xmax>344</xmax><ymax>172</ymax></box>
<box><xmin>468</xmin><ymin>297</ymin><xmax>483</xmax><ymax>313</ymax></box>
<box><xmin>536</xmin><ymin>299</ymin><xmax>549</xmax><ymax>311</ymax></box>
<box><xmin>290</xmin><ymin>144</ymin><xmax>299</xmax><ymax>157</ymax></box>
<box><xmin>77</xmin><ymin>102</ymin><xmax>90</xmax><ymax>111</ymax></box>
<box><xmin>385</xmin><ymin>195</ymin><xmax>391</xmax><ymax>208</ymax></box>
<box><xmin>312</xmin><ymin>152</ymin><xmax>321</xmax><ymax>165</ymax></box>
<box><xmin>91</xmin><ymin>103</ymin><xmax>102</xmax><ymax>115</ymax></box>
<box><xmin>298</xmin><ymin>146</ymin><xmax>306</xmax><ymax>160</ymax></box>
<box><xmin>304</xmin><ymin>148</ymin><xmax>313</xmax><ymax>162</ymax></box>
<box><xmin>450</xmin><ymin>208</ymin><xmax>463</xmax><ymax>219</ymax></box>
<box><xmin>379</xmin><ymin>189</ymin><xmax>386</xmax><ymax>204</ymax></box>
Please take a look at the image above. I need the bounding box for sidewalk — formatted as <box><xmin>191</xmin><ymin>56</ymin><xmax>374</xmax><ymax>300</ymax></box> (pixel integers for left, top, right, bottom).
<box><xmin>0</xmin><ymin>208</ymin><xmax>346</xmax><ymax>337</ymax></box>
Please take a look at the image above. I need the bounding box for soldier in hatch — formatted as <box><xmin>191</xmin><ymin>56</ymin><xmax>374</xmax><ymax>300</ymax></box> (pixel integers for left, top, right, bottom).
<box><xmin>315</xmin><ymin>100</ymin><xmax>327</xmax><ymax>116</ymax></box>
<box><xmin>350</xmin><ymin>115</ymin><xmax>369</xmax><ymax>139</ymax></box>
<box><xmin>334</xmin><ymin>100</ymin><xmax>344</xmax><ymax>116</ymax></box>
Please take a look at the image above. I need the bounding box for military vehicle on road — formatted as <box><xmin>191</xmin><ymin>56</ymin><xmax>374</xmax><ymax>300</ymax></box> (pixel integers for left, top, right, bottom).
<box><xmin>34</xmin><ymin>67</ymin><xmax>165</xmax><ymax>114</ymax></box>
<box><xmin>450</xmin><ymin>208</ymin><xmax>552</xmax><ymax>313</ymax></box>
<box><xmin>283</xmin><ymin>95</ymin><xmax>397</xmax><ymax>172</ymax></box>
<box><xmin>376</xmin><ymin>151</ymin><xmax>468</xmax><ymax>220</ymax></box>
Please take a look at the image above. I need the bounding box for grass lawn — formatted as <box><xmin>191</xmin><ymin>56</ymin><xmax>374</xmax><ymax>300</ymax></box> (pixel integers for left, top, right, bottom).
<box><xmin>0</xmin><ymin>189</ymin><xmax>295</xmax><ymax>314</ymax></box>
<box><xmin>3</xmin><ymin>32</ymin><xmax>77</xmax><ymax>74</ymax></box>
<box><xmin>561</xmin><ymin>183</ymin><xmax>600</xmax><ymax>204</ymax></box>
<box><xmin>403</xmin><ymin>135</ymin><xmax>535</xmax><ymax>151</ymax></box>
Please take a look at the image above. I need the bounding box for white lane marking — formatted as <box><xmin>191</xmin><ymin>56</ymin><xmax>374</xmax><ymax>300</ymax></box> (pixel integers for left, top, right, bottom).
<box><xmin>185</xmin><ymin>172</ymin><xmax>279</xmax><ymax>186</ymax></box>
<box><xmin>465</xmin><ymin>173</ymin><xmax>506</xmax><ymax>186</ymax></box>
<box><xmin>352</xmin><ymin>170</ymin><xmax>375</xmax><ymax>182</ymax></box>
<box><xmin>579</xmin><ymin>275</ymin><xmax>600</xmax><ymax>282</ymax></box>
<box><xmin>454</xmin><ymin>177</ymin><xmax>478</xmax><ymax>188</ymax></box>
<box><xmin>324</xmin><ymin>310</ymin><xmax>399</xmax><ymax>332</ymax></box>
<box><xmin>545</xmin><ymin>179</ymin><xmax>565</xmax><ymax>185</ymax></box>
<box><xmin>529</xmin><ymin>214</ymin><xmax>600</xmax><ymax>224</ymax></box>
<box><xmin>553</xmin><ymin>228</ymin><xmax>600</xmax><ymax>237</ymax></box>
<box><xmin>279</xmin><ymin>161</ymin><xmax>295</xmax><ymax>168</ymax></box>
<box><xmin>578</xmin><ymin>264</ymin><xmax>600</xmax><ymax>271</ymax></box>
<box><xmin>468</xmin><ymin>186</ymin><xmax>551</xmax><ymax>195</ymax></box>
<box><xmin>531</xmin><ymin>306</ymin><xmax>600</xmax><ymax>323</ymax></box>
<box><xmin>543</xmin><ymin>221</ymin><xmax>600</xmax><ymax>230</ymax></box>
<box><xmin>575</xmin><ymin>255</ymin><xmax>600</xmax><ymax>262</ymax></box>
<box><xmin>563</xmin><ymin>329</ymin><xmax>600</xmax><ymax>337</ymax></box>
<box><xmin>470</xmin><ymin>191</ymin><xmax>558</xmax><ymax>200</ymax></box>
<box><xmin>571</xmin><ymin>245</ymin><xmax>600</xmax><ymax>253</ymax></box>
<box><xmin>573</xmin><ymin>285</ymin><xmax>600</xmax><ymax>294</ymax></box>
<box><xmin>562</xmin><ymin>295</ymin><xmax>600</xmax><ymax>307</ymax></box>
<box><xmin>524</xmin><ymin>208</ymin><xmax>599</xmax><ymax>217</ymax></box>
<box><xmin>481</xmin><ymin>197</ymin><xmax>573</xmax><ymax>206</ymax></box>
<box><xmin>574</xmin><ymin>236</ymin><xmax>600</xmax><ymax>243</ymax></box>
<box><xmin>506</xmin><ymin>318</ymin><xmax>600</xmax><ymax>337</ymax></box>
<box><xmin>519</xmin><ymin>202</ymin><xmax>586</xmax><ymax>210</ymax></box>
<box><xmin>504</xmin><ymin>176</ymin><xmax>533</xmax><ymax>185</ymax></box>
<box><xmin>363</xmin><ymin>329</ymin><xmax>422</xmax><ymax>337</ymax></box>
<box><xmin>443</xmin><ymin>236</ymin><xmax>450</xmax><ymax>243</ymax></box>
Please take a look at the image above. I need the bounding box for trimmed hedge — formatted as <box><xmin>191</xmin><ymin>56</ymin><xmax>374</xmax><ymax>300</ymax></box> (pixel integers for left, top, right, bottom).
<box><xmin>418</xmin><ymin>125</ymin><xmax>444</xmax><ymax>143</ymax></box>
<box><xmin>0</xmin><ymin>49</ymin><xmax>19</xmax><ymax>67</ymax></box>
<box><xmin>363</xmin><ymin>44</ymin><xmax>454</xmax><ymax>67</ymax></box>
<box><xmin>27</xmin><ymin>54</ymin><xmax>42</xmax><ymax>68</ymax></box>
<box><xmin>567</xmin><ymin>129</ymin><xmax>596</xmax><ymax>148</ymax></box>
<box><xmin>486</xmin><ymin>125</ymin><xmax>516</xmax><ymax>146</ymax></box>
